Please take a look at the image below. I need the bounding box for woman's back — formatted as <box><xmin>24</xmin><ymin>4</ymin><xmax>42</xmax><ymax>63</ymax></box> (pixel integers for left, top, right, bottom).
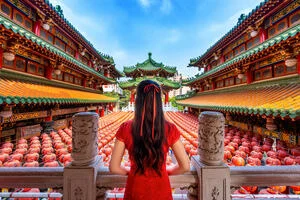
<box><xmin>115</xmin><ymin>120</ymin><xmax>180</xmax><ymax>199</ymax></box>
<box><xmin>109</xmin><ymin>80</ymin><xmax>190</xmax><ymax>200</ymax></box>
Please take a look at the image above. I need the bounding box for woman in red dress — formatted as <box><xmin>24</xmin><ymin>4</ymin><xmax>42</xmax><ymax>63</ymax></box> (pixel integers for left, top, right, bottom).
<box><xmin>109</xmin><ymin>80</ymin><xmax>190</xmax><ymax>200</ymax></box>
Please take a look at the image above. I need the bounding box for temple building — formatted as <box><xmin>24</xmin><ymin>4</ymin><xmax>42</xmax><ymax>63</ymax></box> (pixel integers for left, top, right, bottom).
<box><xmin>119</xmin><ymin>52</ymin><xmax>181</xmax><ymax>110</ymax></box>
<box><xmin>177</xmin><ymin>0</ymin><xmax>300</xmax><ymax>146</ymax></box>
<box><xmin>0</xmin><ymin>0</ymin><xmax>121</xmax><ymax>140</ymax></box>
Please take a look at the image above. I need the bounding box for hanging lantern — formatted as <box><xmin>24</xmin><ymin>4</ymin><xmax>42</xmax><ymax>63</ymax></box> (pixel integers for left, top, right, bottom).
<box><xmin>237</xmin><ymin>73</ymin><xmax>245</xmax><ymax>79</ymax></box>
<box><xmin>54</xmin><ymin>68</ymin><xmax>61</xmax><ymax>75</ymax></box>
<box><xmin>266</xmin><ymin>117</ymin><xmax>277</xmax><ymax>131</ymax></box>
<box><xmin>42</xmin><ymin>23</ymin><xmax>50</xmax><ymax>31</ymax></box>
<box><xmin>285</xmin><ymin>58</ymin><xmax>297</xmax><ymax>67</ymax></box>
<box><xmin>226</xmin><ymin>112</ymin><xmax>232</xmax><ymax>121</ymax></box>
<box><xmin>0</xmin><ymin>106</ymin><xmax>13</xmax><ymax>118</ymax></box>
<box><xmin>250</xmin><ymin>30</ymin><xmax>258</xmax><ymax>37</ymax></box>
<box><xmin>3</xmin><ymin>50</ymin><xmax>15</xmax><ymax>61</ymax></box>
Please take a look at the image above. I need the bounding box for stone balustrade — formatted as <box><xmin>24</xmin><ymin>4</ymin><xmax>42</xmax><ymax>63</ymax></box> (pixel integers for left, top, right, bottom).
<box><xmin>0</xmin><ymin>111</ymin><xmax>299</xmax><ymax>200</ymax></box>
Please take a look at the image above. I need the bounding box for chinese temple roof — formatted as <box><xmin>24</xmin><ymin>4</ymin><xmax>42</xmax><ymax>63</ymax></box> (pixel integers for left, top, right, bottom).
<box><xmin>184</xmin><ymin>24</ymin><xmax>300</xmax><ymax>86</ymax></box>
<box><xmin>189</xmin><ymin>0</ymin><xmax>284</xmax><ymax>66</ymax></box>
<box><xmin>0</xmin><ymin>75</ymin><xmax>117</xmax><ymax>105</ymax></box>
<box><xmin>31</xmin><ymin>0</ymin><xmax>114</xmax><ymax>65</ymax></box>
<box><xmin>177</xmin><ymin>76</ymin><xmax>300</xmax><ymax>119</ymax></box>
<box><xmin>119</xmin><ymin>76</ymin><xmax>180</xmax><ymax>91</ymax></box>
<box><xmin>123</xmin><ymin>53</ymin><xmax>177</xmax><ymax>77</ymax></box>
<box><xmin>0</xmin><ymin>15</ymin><xmax>116</xmax><ymax>84</ymax></box>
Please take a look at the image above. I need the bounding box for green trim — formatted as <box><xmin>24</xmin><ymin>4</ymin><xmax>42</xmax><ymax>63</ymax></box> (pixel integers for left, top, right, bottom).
<box><xmin>0</xmin><ymin>69</ymin><xmax>105</xmax><ymax>94</ymax></box>
<box><xmin>0</xmin><ymin>95</ymin><xmax>117</xmax><ymax>104</ymax></box>
<box><xmin>43</xmin><ymin>1</ymin><xmax>114</xmax><ymax>64</ymax></box>
<box><xmin>189</xmin><ymin>0</ymin><xmax>269</xmax><ymax>65</ymax></box>
<box><xmin>186</xmin><ymin>75</ymin><xmax>299</xmax><ymax>96</ymax></box>
<box><xmin>176</xmin><ymin>76</ymin><xmax>300</xmax><ymax>118</ymax></box>
<box><xmin>119</xmin><ymin>76</ymin><xmax>181</xmax><ymax>89</ymax></box>
<box><xmin>123</xmin><ymin>53</ymin><xmax>177</xmax><ymax>75</ymax></box>
<box><xmin>175</xmin><ymin>90</ymin><xmax>196</xmax><ymax>100</ymax></box>
<box><xmin>186</xmin><ymin>24</ymin><xmax>300</xmax><ymax>85</ymax></box>
<box><xmin>0</xmin><ymin>15</ymin><xmax>116</xmax><ymax>84</ymax></box>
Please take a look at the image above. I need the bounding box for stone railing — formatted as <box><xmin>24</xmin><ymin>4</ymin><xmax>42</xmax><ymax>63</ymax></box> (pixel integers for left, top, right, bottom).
<box><xmin>0</xmin><ymin>111</ymin><xmax>300</xmax><ymax>200</ymax></box>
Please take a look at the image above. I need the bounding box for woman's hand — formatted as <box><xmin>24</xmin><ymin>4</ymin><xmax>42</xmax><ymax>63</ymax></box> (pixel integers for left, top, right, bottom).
<box><xmin>109</xmin><ymin>139</ymin><xmax>128</xmax><ymax>175</ymax></box>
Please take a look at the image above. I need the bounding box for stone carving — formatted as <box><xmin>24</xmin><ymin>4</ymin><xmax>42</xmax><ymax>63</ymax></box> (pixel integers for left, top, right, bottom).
<box><xmin>71</xmin><ymin>112</ymin><xmax>99</xmax><ymax>166</ymax></box>
<box><xmin>74</xmin><ymin>186</ymin><xmax>83</xmax><ymax>200</ymax></box>
<box><xmin>96</xmin><ymin>186</ymin><xmax>113</xmax><ymax>199</ymax></box>
<box><xmin>211</xmin><ymin>186</ymin><xmax>220</xmax><ymax>200</ymax></box>
<box><xmin>198</xmin><ymin>111</ymin><xmax>225</xmax><ymax>166</ymax></box>
<box><xmin>180</xmin><ymin>184</ymin><xmax>198</xmax><ymax>197</ymax></box>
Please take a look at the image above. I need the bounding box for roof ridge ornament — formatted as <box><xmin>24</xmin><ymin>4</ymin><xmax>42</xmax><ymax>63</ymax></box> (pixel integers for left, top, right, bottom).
<box><xmin>148</xmin><ymin>52</ymin><xmax>152</xmax><ymax>59</ymax></box>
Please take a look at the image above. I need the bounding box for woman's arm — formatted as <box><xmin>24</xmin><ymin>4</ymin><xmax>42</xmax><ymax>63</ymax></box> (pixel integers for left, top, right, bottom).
<box><xmin>109</xmin><ymin>139</ymin><xmax>129</xmax><ymax>175</ymax></box>
<box><xmin>167</xmin><ymin>139</ymin><xmax>190</xmax><ymax>175</ymax></box>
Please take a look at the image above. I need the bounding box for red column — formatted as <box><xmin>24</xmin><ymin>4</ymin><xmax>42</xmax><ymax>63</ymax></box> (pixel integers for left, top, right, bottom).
<box><xmin>220</xmin><ymin>55</ymin><xmax>225</xmax><ymax>63</ymax></box>
<box><xmin>204</xmin><ymin>67</ymin><xmax>207</xmax><ymax>72</ymax></box>
<box><xmin>33</xmin><ymin>20</ymin><xmax>42</xmax><ymax>36</ymax></box>
<box><xmin>207</xmin><ymin>65</ymin><xmax>212</xmax><ymax>71</ymax></box>
<box><xmin>211</xmin><ymin>81</ymin><xmax>215</xmax><ymax>90</ymax></box>
<box><xmin>45</xmin><ymin>115</ymin><xmax>52</xmax><ymax>122</ymax></box>
<box><xmin>93</xmin><ymin>82</ymin><xmax>97</xmax><ymax>89</ymax></box>
<box><xmin>75</xmin><ymin>51</ymin><xmax>79</xmax><ymax>59</ymax></box>
<box><xmin>165</xmin><ymin>92</ymin><xmax>169</xmax><ymax>105</ymax></box>
<box><xmin>0</xmin><ymin>47</ymin><xmax>3</xmax><ymax>69</ymax></box>
<box><xmin>45</xmin><ymin>66</ymin><xmax>53</xmax><ymax>80</ymax></box>
<box><xmin>259</xmin><ymin>28</ymin><xmax>267</xmax><ymax>43</ymax></box>
<box><xmin>130</xmin><ymin>91</ymin><xmax>135</xmax><ymax>104</ymax></box>
<box><xmin>95</xmin><ymin>107</ymin><xmax>99</xmax><ymax>115</ymax></box>
<box><xmin>82</xmin><ymin>78</ymin><xmax>87</xmax><ymax>87</ymax></box>
<box><xmin>201</xmin><ymin>85</ymin><xmax>204</xmax><ymax>92</ymax></box>
<box><xmin>104</xmin><ymin>70</ymin><xmax>109</xmax><ymax>77</ymax></box>
<box><xmin>88</xmin><ymin>60</ymin><xmax>92</xmax><ymax>67</ymax></box>
<box><xmin>100</xmin><ymin>109</ymin><xmax>105</xmax><ymax>117</ymax></box>
<box><xmin>297</xmin><ymin>54</ymin><xmax>300</xmax><ymax>75</ymax></box>
<box><xmin>246</xmin><ymin>69</ymin><xmax>253</xmax><ymax>84</ymax></box>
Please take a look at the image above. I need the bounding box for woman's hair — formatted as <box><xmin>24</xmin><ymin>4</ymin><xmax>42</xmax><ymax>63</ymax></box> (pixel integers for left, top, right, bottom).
<box><xmin>132</xmin><ymin>80</ymin><xmax>165</xmax><ymax>176</ymax></box>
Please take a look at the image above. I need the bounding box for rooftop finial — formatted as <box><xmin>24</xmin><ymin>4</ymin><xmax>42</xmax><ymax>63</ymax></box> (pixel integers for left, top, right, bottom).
<box><xmin>148</xmin><ymin>52</ymin><xmax>152</xmax><ymax>59</ymax></box>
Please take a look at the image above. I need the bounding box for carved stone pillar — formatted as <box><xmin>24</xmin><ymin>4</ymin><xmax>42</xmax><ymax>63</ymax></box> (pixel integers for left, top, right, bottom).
<box><xmin>192</xmin><ymin>111</ymin><xmax>230</xmax><ymax>200</ymax></box>
<box><xmin>64</xmin><ymin>112</ymin><xmax>100</xmax><ymax>200</ymax></box>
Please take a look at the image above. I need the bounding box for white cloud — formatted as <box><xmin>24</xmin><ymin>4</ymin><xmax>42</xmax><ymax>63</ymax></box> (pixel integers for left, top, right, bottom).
<box><xmin>160</xmin><ymin>0</ymin><xmax>172</xmax><ymax>14</ymax></box>
<box><xmin>199</xmin><ymin>8</ymin><xmax>252</xmax><ymax>47</ymax></box>
<box><xmin>165</xmin><ymin>29</ymin><xmax>181</xmax><ymax>44</ymax></box>
<box><xmin>138</xmin><ymin>0</ymin><xmax>152</xmax><ymax>8</ymax></box>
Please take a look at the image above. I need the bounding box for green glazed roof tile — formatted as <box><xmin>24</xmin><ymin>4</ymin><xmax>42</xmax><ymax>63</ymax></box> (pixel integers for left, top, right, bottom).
<box><xmin>189</xmin><ymin>0</ymin><xmax>269</xmax><ymax>65</ymax></box>
<box><xmin>123</xmin><ymin>53</ymin><xmax>177</xmax><ymax>75</ymax></box>
<box><xmin>119</xmin><ymin>76</ymin><xmax>180</xmax><ymax>89</ymax></box>
<box><xmin>0</xmin><ymin>15</ymin><xmax>116</xmax><ymax>84</ymax></box>
<box><xmin>185</xmin><ymin>24</ymin><xmax>300</xmax><ymax>85</ymax></box>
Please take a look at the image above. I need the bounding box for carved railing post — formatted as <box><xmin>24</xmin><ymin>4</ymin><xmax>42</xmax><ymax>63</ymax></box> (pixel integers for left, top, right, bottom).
<box><xmin>191</xmin><ymin>111</ymin><xmax>230</xmax><ymax>200</ymax></box>
<box><xmin>64</xmin><ymin>112</ymin><xmax>100</xmax><ymax>200</ymax></box>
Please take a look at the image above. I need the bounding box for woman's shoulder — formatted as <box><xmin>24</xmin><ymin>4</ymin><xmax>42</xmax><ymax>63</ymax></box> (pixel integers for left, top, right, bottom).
<box><xmin>120</xmin><ymin>120</ymin><xmax>133</xmax><ymax>129</ymax></box>
<box><xmin>164</xmin><ymin>120</ymin><xmax>176</xmax><ymax>130</ymax></box>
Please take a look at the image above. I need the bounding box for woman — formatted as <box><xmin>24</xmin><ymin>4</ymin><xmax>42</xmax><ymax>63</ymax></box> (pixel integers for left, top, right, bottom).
<box><xmin>109</xmin><ymin>80</ymin><xmax>190</xmax><ymax>200</ymax></box>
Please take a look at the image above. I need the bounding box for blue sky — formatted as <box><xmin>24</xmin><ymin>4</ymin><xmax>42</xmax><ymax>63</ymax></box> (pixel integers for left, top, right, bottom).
<box><xmin>49</xmin><ymin>0</ymin><xmax>262</xmax><ymax>77</ymax></box>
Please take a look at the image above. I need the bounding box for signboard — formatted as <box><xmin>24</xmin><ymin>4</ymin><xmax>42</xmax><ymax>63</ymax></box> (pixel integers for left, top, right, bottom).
<box><xmin>87</xmin><ymin>106</ymin><xmax>97</xmax><ymax>111</ymax></box>
<box><xmin>1</xmin><ymin>129</ymin><xmax>16</xmax><ymax>137</ymax></box>
<box><xmin>228</xmin><ymin>121</ymin><xmax>250</xmax><ymax>131</ymax></box>
<box><xmin>52</xmin><ymin>107</ymin><xmax>85</xmax><ymax>116</ymax></box>
<box><xmin>53</xmin><ymin>119</ymin><xmax>68</xmax><ymax>130</ymax></box>
<box><xmin>4</xmin><ymin>111</ymin><xmax>48</xmax><ymax>123</ymax></box>
<box><xmin>16</xmin><ymin>124</ymin><xmax>42</xmax><ymax>139</ymax></box>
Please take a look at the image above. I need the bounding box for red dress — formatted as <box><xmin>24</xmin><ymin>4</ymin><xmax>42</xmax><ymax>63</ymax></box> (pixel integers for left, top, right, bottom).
<box><xmin>115</xmin><ymin>120</ymin><xmax>180</xmax><ymax>200</ymax></box>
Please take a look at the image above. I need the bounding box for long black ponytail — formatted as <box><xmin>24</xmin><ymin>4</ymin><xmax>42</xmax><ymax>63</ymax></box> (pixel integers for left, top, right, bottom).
<box><xmin>132</xmin><ymin>80</ymin><xmax>165</xmax><ymax>176</ymax></box>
